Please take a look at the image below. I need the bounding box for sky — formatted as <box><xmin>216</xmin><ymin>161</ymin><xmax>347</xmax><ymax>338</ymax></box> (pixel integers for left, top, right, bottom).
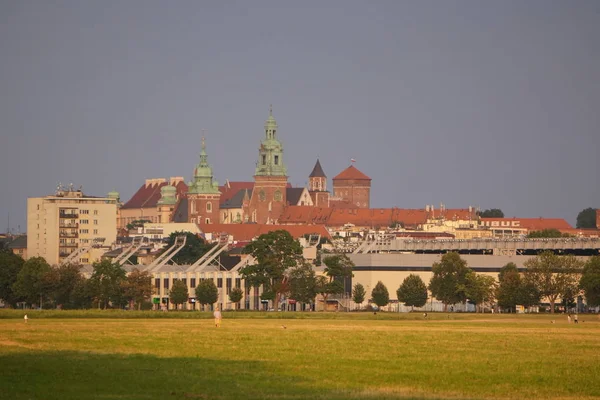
<box><xmin>1</xmin><ymin>0</ymin><xmax>599</xmax><ymax>233</ymax></box>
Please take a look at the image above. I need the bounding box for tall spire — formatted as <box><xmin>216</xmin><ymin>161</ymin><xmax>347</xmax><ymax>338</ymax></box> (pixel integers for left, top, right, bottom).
<box><xmin>256</xmin><ymin>106</ymin><xmax>286</xmax><ymax>176</ymax></box>
<box><xmin>189</xmin><ymin>133</ymin><xmax>219</xmax><ymax>194</ymax></box>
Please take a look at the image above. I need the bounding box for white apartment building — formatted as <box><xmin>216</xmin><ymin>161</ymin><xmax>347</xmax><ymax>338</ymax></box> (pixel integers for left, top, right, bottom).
<box><xmin>27</xmin><ymin>187</ymin><xmax>118</xmax><ymax>265</ymax></box>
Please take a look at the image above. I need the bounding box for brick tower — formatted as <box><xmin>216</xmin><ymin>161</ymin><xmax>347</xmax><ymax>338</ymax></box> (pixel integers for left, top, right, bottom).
<box><xmin>247</xmin><ymin>107</ymin><xmax>288</xmax><ymax>224</ymax></box>
<box><xmin>332</xmin><ymin>164</ymin><xmax>371</xmax><ymax>208</ymax></box>
<box><xmin>308</xmin><ymin>159</ymin><xmax>329</xmax><ymax>207</ymax></box>
<box><xmin>187</xmin><ymin>136</ymin><xmax>220</xmax><ymax>225</ymax></box>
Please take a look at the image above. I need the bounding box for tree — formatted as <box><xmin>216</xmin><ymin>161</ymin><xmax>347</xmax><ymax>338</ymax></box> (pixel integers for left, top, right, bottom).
<box><xmin>12</xmin><ymin>257</ymin><xmax>52</xmax><ymax>307</ymax></box>
<box><xmin>428</xmin><ymin>252</ymin><xmax>471</xmax><ymax>311</ymax></box>
<box><xmin>195</xmin><ymin>279</ymin><xmax>218</xmax><ymax>310</ymax></box>
<box><xmin>288</xmin><ymin>262</ymin><xmax>318</xmax><ymax>305</ymax></box>
<box><xmin>229</xmin><ymin>287</ymin><xmax>244</xmax><ymax>310</ymax></box>
<box><xmin>496</xmin><ymin>263</ymin><xmax>522</xmax><ymax>312</ymax></box>
<box><xmin>580</xmin><ymin>256</ymin><xmax>600</xmax><ymax>307</ymax></box>
<box><xmin>352</xmin><ymin>283</ymin><xmax>366</xmax><ymax>309</ymax></box>
<box><xmin>524</xmin><ymin>252</ymin><xmax>583</xmax><ymax>313</ymax></box>
<box><xmin>169</xmin><ymin>279</ymin><xmax>189</xmax><ymax>310</ymax></box>
<box><xmin>576</xmin><ymin>208</ymin><xmax>597</xmax><ymax>229</ymax></box>
<box><xmin>122</xmin><ymin>268</ymin><xmax>153</xmax><ymax>310</ymax></box>
<box><xmin>88</xmin><ymin>259</ymin><xmax>127</xmax><ymax>309</ymax></box>
<box><xmin>162</xmin><ymin>231</ymin><xmax>214</xmax><ymax>265</ymax></box>
<box><xmin>478</xmin><ymin>209</ymin><xmax>504</xmax><ymax>218</ymax></box>
<box><xmin>371</xmin><ymin>281</ymin><xmax>389</xmax><ymax>308</ymax></box>
<box><xmin>0</xmin><ymin>250</ymin><xmax>24</xmax><ymax>307</ymax></box>
<box><xmin>518</xmin><ymin>280</ymin><xmax>541</xmax><ymax>310</ymax></box>
<box><xmin>397</xmin><ymin>274</ymin><xmax>428</xmax><ymax>310</ymax></box>
<box><xmin>465</xmin><ymin>272</ymin><xmax>496</xmax><ymax>312</ymax></box>
<box><xmin>319</xmin><ymin>254</ymin><xmax>354</xmax><ymax>304</ymax></box>
<box><xmin>240</xmin><ymin>230</ymin><xmax>304</xmax><ymax>311</ymax></box>
<box><xmin>46</xmin><ymin>263</ymin><xmax>85</xmax><ymax>309</ymax></box>
<box><xmin>126</xmin><ymin>219</ymin><xmax>151</xmax><ymax>231</ymax></box>
<box><xmin>527</xmin><ymin>229</ymin><xmax>571</xmax><ymax>238</ymax></box>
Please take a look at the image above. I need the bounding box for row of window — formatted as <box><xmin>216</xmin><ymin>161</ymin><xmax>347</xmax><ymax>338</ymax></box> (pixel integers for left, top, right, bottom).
<box><xmin>157</xmin><ymin>278</ymin><xmax>242</xmax><ymax>290</ymax></box>
<box><xmin>190</xmin><ymin>201</ymin><xmax>213</xmax><ymax>214</ymax></box>
<box><xmin>80</xmin><ymin>220</ymin><xmax>99</xmax><ymax>225</ymax></box>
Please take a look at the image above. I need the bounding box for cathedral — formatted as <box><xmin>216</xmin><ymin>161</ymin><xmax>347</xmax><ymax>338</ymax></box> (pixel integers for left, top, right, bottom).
<box><xmin>118</xmin><ymin>108</ymin><xmax>372</xmax><ymax>229</ymax></box>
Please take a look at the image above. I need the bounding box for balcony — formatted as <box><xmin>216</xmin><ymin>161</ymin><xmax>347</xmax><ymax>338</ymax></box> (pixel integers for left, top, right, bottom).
<box><xmin>59</xmin><ymin>243</ymin><xmax>78</xmax><ymax>248</ymax></box>
<box><xmin>59</xmin><ymin>223</ymin><xmax>79</xmax><ymax>228</ymax></box>
<box><xmin>59</xmin><ymin>213</ymin><xmax>78</xmax><ymax>219</ymax></box>
<box><xmin>59</xmin><ymin>231</ymin><xmax>79</xmax><ymax>238</ymax></box>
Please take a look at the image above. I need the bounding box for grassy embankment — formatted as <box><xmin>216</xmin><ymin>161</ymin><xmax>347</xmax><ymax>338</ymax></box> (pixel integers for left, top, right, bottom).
<box><xmin>1</xmin><ymin>311</ymin><xmax>599</xmax><ymax>399</ymax></box>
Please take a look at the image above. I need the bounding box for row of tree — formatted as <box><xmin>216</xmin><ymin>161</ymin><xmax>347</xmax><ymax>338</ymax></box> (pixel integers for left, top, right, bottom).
<box><xmin>359</xmin><ymin>251</ymin><xmax>600</xmax><ymax>313</ymax></box>
<box><xmin>476</xmin><ymin>207</ymin><xmax>597</xmax><ymax>230</ymax></box>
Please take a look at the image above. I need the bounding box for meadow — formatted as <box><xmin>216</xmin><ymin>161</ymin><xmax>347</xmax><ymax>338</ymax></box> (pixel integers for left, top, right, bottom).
<box><xmin>1</xmin><ymin>311</ymin><xmax>599</xmax><ymax>400</ymax></box>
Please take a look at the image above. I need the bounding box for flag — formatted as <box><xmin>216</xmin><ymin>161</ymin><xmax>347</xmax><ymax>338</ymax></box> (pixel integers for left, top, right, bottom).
<box><xmin>351</xmin><ymin>158</ymin><xmax>356</xmax><ymax>163</ymax></box>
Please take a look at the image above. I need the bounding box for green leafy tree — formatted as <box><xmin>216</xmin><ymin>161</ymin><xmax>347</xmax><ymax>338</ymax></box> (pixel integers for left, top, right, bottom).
<box><xmin>371</xmin><ymin>281</ymin><xmax>389</xmax><ymax>308</ymax></box>
<box><xmin>46</xmin><ymin>263</ymin><xmax>85</xmax><ymax>309</ymax></box>
<box><xmin>465</xmin><ymin>272</ymin><xmax>497</xmax><ymax>312</ymax></box>
<box><xmin>478</xmin><ymin>209</ymin><xmax>504</xmax><ymax>218</ymax></box>
<box><xmin>352</xmin><ymin>283</ymin><xmax>366</xmax><ymax>309</ymax></box>
<box><xmin>496</xmin><ymin>263</ymin><xmax>522</xmax><ymax>312</ymax></box>
<box><xmin>288</xmin><ymin>262</ymin><xmax>318</xmax><ymax>305</ymax></box>
<box><xmin>121</xmin><ymin>268</ymin><xmax>153</xmax><ymax>310</ymax></box>
<box><xmin>229</xmin><ymin>287</ymin><xmax>244</xmax><ymax>310</ymax></box>
<box><xmin>195</xmin><ymin>279</ymin><xmax>218</xmax><ymax>310</ymax></box>
<box><xmin>527</xmin><ymin>229</ymin><xmax>571</xmax><ymax>238</ymax></box>
<box><xmin>12</xmin><ymin>257</ymin><xmax>52</xmax><ymax>307</ymax></box>
<box><xmin>518</xmin><ymin>280</ymin><xmax>541</xmax><ymax>310</ymax></box>
<box><xmin>396</xmin><ymin>274</ymin><xmax>428</xmax><ymax>310</ymax></box>
<box><xmin>126</xmin><ymin>219</ymin><xmax>151</xmax><ymax>230</ymax></box>
<box><xmin>88</xmin><ymin>259</ymin><xmax>127</xmax><ymax>309</ymax></box>
<box><xmin>524</xmin><ymin>252</ymin><xmax>583</xmax><ymax>313</ymax></box>
<box><xmin>169</xmin><ymin>279</ymin><xmax>189</xmax><ymax>310</ymax></box>
<box><xmin>161</xmin><ymin>231</ymin><xmax>214</xmax><ymax>265</ymax></box>
<box><xmin>70</xmin><ymin>278</ymin><xmax>93</xmax><ymax>309</ymax></box>
<box><xmin>580</xmin><ymin>256</ymin><xmax>600</xmax><ymax>307</ymax></box>
<box><xmin>428</xmin><ymin>252</ymin><xmax>471</xmax><ymax>311</ymax></box>
<box><xmin>240</xmin><ymin>230</ymin><xmax>304</xmax><ymax>311</ymax></box>
<box><xmin>319</xmin><ymin>254</ymin><xmax>354</xmax><ymax>303</ymax></box>
<box><xmin>576</xmin><ymin>207</ymin><xmax>597</xmax><ymax>229</ymax></box>
<box><xmin>0</xmin><ymin>251</ymin><xmax>24</xmax><ymax>307</ymax></box>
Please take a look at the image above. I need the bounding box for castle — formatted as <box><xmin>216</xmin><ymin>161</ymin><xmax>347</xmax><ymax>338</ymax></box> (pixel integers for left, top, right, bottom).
<box><xmin>118</xmin><ymin>107</ymin><xmax>373</xmax><ymax>230</ymax></box>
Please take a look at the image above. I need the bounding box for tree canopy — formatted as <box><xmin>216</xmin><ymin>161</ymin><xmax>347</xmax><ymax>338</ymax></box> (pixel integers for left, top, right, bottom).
<box><xmin>162</xmin><ymin>231</ymin><xmax>214</xmax><ymax>265</ymax></box>
<box><xmin>12</xmin><ymin>257</ymin><xmax>52</xmax><ymax>307</ymax></box>
<box><xmin>121</xmin><ymin>268</ymin><xmax>153</xmax><ymax>310</ymax></box>
<box><xmin>288</xmin><ymin>262</ymin><xmax>318</xmax><ymax>305</ymax></box>
<box><xmin>580</xmin><ymin>256</ymin><xmax>600</xmax><ymax>307</ymax></box>
<box><xmin>478</xmin><ymin>209</ymin><xmax>504</xmax><ymax>218</ymax></box>
<box><xmin>88</xmin><ymin>259</ymin><xmax>127</xmax><ymax>309</ymax></box>
<box><xmin>527</xmin><ymin>229</ymin><xmax>571</xmax><ymax>238</ymax></box>
<box><xmin>496</xmin><ymin>263</ymin><xmax>522</xmax><ymax>312</ymax></box>
<box><xmin>195</xmin><ymin>279</ymin><xmax>218</xmax><ymax>309</ymax></box>
<box><xmin>352</xmin><ymin>283</ymin><xmax>366</xmax><ymax>307</ymax></box>
<box><xmin>465</xmin><ymin>272</ymin><xmax>496</xmax><ymax>312</ymax></box>
<box><xmin>0</xmin><ymin>250</ymin><xmax>24</xmax><ymax>307</ymax></box>
<box><xmin>371</xmin><ymin>281</ymin><xmax>389</xmax><ymax>308</ymax></box>
<box><xmin>169</xmin><ymin>279</ymin><xmax>189</xmax><ymax>309</ymax></box>
<box><xmin>428</xmin><ymin>252</ymin><xmax>471</xmax><ymax>311</ymax></box>
<box><xmin>396</xmin><ymin>274</ymin><xmax>428</xmax><ymax>309</ymax></box>
<box><xmin>524</xmin><ymin>251</ymin><xmax>583</xmax><ymax>313</ymax></box>
<box><xmin>576</xmin><ymin>208</ymin><xmax>597</xmax><ymax>229</ymax></box>
<box><xmin>240</xmin><ymin>230</ymin><xmax>304</xmax><ymax>310</ymax></box>
<box><xmin>228</xmin><ymin>287</ymin><xmax>244</xmax><ymax>310</ymax></box>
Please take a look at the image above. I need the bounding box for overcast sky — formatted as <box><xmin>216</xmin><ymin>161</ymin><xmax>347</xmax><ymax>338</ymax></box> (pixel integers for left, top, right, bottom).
<box><xmin>1</xmin><ymin>1</ymin><xmax>599</xmax><ymax>233</ymax></box>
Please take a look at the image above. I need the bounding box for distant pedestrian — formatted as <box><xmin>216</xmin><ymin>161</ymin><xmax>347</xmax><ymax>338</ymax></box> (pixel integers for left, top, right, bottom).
<box><xmin>24</xmin><ymin>314</ymin><xmax>28</xmax><ymax>323</ymax></box>
<box><xmin>213</xmin><ymin>307</ymin><xmax>222</xmax><ymax>328</ymax></box>
<box><xmin>568</xmin><ymin>314</ymin><xmax>572</xmax><ymax>323</ymax></box>
<box><xmin>574</xmin><ymin>314</ymin><xmax>578</xmax><ymax>324</ymax></box>
<box><xmin>423</xmin><ymin>313</ymin><xmax>428</xmax><ymax>318</ymax></box>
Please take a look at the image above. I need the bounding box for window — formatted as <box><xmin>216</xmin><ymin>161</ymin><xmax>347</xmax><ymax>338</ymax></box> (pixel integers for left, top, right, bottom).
<box><xmin>226</xmin><ymin>278</ymin><xmax>232</xmax><ymax>294</ymax></box>
<box><xmin>93</xmin><ymin>220</ymin><xmax>98</xmax><ymax>225</ymax></box>
<box><xmin>274</xmin><ymin>155</ymin><xmax>279</xmax><ymax>165</ymax></box>
<box><xmin>81</xmin><ymin>219</ymin><xmax>89</xmax><ymax>224</ymax></box>
<box><xmin>93</xmin><ymin>210</ymin><xmax>98</xmax><ymax>215</ymax></box>
<box><xmin>93</xmin><ymin>229</ymin><xmax>98</xmax><ymax>234</ymax></box>
<box><xmin>181</xmin><ymin>278</ymin><xmax>187</xmax><ymax>286</ymax></box>
<box><xmin>262</xmin><ymin>155</ymin><xmax>266</xmax><ymax>165</ymax></box>
<box><xmin>205</xmin><ymin>218</ymin><xmax>210</xmax><ymax>224</ymax></box>
<box><xmin>217</xmin><ymin>278</ymin><xmax>223</xmax><ymax>288</ymax></box>
<box><xmin>190</xmin><ymin>278</ymin><xmax>196</xmax><ymax>288</ymax></box>
<box><xmin>80</xmin><ymin>258</ymin><xmax>88</xmax><ymax>263</ymax></box>
<box><xmin>191</xmin><ymin>201</ymin><xmax>196</xmax><ymax>214</ymax></box>
<box><xmin>164</xmin><ymin>279</ymin><xmax>170</xmax><ymax>289</ymax></box>
<box><xmin>80</xmin><ymin>229</ymin><xmax>89</xmax><ymax>234</ymax></box>
<box><xmin>235</xmin><ymin>278</ymin><xmax>241</xmax><ymax>288</ymax></box>
<box><xmin>155</xmin><ymin>278</ymin><xmax>160</xmax><ymax>289</ymax></box>
<box><xmin>206</xmin><ymin>202</ymin><xmax>212</xmax><ymax>212</ymax></box>
<box><xmin>81</xmin><ymin>210</ymin><xmax>89</xmax><ymax>215</ymax></box>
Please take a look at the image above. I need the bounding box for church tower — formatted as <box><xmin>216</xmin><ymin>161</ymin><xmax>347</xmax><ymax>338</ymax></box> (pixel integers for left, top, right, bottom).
<box><xmin>308</xmin><ymin>159</ymin><xmax>329</xmax><ymax>207</ymax></box>
<box><xmin>187</xmin><ymin>136</ymin><xmax>220</xmax><ymax>225</ymax></box>
<box><xmin>248</xmin><ymin>107</ymin><xmax>288</xmax><ymax>224</ymax></box>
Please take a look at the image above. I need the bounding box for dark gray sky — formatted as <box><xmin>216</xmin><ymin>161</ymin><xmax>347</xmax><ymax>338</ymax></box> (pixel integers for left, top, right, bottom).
<box><xmin>1</xmin><ymin>0</ymin><xmax>599</xmax><ymax>232</ymax></box>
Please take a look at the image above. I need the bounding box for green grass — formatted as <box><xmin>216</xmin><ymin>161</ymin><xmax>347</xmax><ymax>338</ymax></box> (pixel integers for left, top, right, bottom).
<box><xmin>1</xmin><ymin>313</ymin><xmax>599</xmax><ymax>399</ymax></box>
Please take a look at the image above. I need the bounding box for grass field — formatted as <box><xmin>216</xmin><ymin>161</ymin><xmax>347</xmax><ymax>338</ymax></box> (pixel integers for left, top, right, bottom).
<box><xmin>1</xmin><ymin>312</ymin><xmax>599</xmax><ymax>400</ymax></box>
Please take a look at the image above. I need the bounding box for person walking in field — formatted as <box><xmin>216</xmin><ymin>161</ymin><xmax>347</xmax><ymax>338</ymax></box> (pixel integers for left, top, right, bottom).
<box><xmin>567</xmin><ymin>314</ymin><xmax>572</xmax><ymax>323</ymax></box>
<box><xmin>213</xmin><ymin>307</ymin><xmax>222</xmax><ymax>328</ymax></box>
<box><xmin>574</xmin><ymin>314</ymin><xmax>578</xmax><ymax>324</ymax></box>
<box><xmin>24</xmin><ymin>314</ymin><xmax>28</xmax><ymax>323</ymax></box>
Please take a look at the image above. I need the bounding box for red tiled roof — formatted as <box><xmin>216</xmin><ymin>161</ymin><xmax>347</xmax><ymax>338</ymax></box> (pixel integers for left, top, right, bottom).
<box><xmin>200</xmin><ymin>224</ymin><xmax>331</xmax><ymax>242</ymax></box>
<box><xmin>279</xmin><ymin>206</ymin><xmax>333</xmax><ymax>225</ymax></box>
<box><xmin>219</xmin><ymin>182</ymin><xmax>254</xmax><ymax>204</ymax></box>
<box><xmin>428</xmin><ymin>208</ymin><xmax>478</xmax><ymax>221</ymax></box>
<box><xmin>122</xmin><ymin>180</ymin><xmax>188</xmax><ymax>209</ymax></box>
<box><xmin>332</xmin><ymin>165</ymin><xmax>371</xmax><ymax>181</ymax></box>
<box><xmin>481</xmin><ymin>218</ymin><xmax>573</xmax><ymax>231</ymax></box>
